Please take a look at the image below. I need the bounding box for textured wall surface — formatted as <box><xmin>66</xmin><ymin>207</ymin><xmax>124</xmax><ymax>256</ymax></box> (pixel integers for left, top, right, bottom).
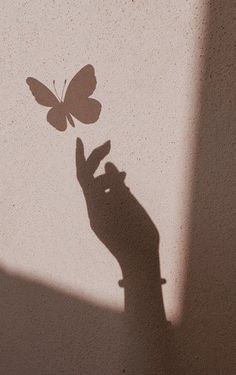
<box><xmin>1</xmin><ymin>1</ymin><xmax>235</xmax><ymax>374</ymax></box>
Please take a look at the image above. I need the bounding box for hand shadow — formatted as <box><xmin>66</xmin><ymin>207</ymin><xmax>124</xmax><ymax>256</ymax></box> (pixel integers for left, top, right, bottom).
<box><xmin>76</xmin><ymin>138</ymin><xmax>175</xmax><ymax>374</ymax></box>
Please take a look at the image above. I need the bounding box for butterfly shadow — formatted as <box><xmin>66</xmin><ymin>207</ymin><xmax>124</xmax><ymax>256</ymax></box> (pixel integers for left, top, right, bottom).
<box><xmin>26</xmin><ymin>64</ymin><xmax>101</xmax><ymax>131</ymax></box>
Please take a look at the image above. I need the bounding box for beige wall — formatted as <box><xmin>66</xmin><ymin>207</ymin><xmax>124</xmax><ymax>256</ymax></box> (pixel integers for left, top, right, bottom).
<box><xmin>1</xmin><ymin>1</ymin><xmax>235</xmax><ymax>374</ymax></box>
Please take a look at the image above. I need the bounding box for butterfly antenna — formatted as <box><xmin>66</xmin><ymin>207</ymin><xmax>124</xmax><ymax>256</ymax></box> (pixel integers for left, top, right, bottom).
<box><xmin>61</xmin><ymin>79</ymin><xmax>67</xmax><ymax>101</ymax></box>
<box><xmin>53</xmin><ymin>80</ymin><xmax>61</xmax><ymax>101</ymax></box>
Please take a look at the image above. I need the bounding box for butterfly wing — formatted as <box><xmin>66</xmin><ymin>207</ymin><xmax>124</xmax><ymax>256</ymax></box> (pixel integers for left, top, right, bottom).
<box><xmin>47</xmin><ymin>105</ymin><xmax>67</xmax><ymax>131</ymax></box>
<box><xmin>65</xmin><ymin>64</ymin><xmax>97</xmax><ymax>99</ymax></box>
<box><xmin>26</xmin><ymin>77</ymin><xmax>59</xmax><ymax>107</ymax></box>
<box><xmin>68</xmin><ymin>98</ymin><xmax>101</xmax><ymax>124</ymax></box>
<box><xmin>27</xmin><ymin>77</ymin><xmax>67</xmax><ymax>131</ymax></box>
<box><xmin>64</xmin><ymin>65</ymin><xmax>101</xmax><ymax>124</ymax></box>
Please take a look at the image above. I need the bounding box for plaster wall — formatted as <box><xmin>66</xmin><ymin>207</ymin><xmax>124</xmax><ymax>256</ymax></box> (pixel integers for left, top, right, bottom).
<box><xmin>1</xmin><ymin>1</ymin><xmax>235</xmax><ymax>374</ymax></box>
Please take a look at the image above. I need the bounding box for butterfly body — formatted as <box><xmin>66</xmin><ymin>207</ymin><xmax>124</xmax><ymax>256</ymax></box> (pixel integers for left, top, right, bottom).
<box><xmin>26</xmin><ymin>65</ymin><xmax>101</xmax><ymax>131</ymax></box>
<box><xmin>65</xmin><ymin>111</ymin><xmax>75</xmax><ymax>127</ymax></box>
